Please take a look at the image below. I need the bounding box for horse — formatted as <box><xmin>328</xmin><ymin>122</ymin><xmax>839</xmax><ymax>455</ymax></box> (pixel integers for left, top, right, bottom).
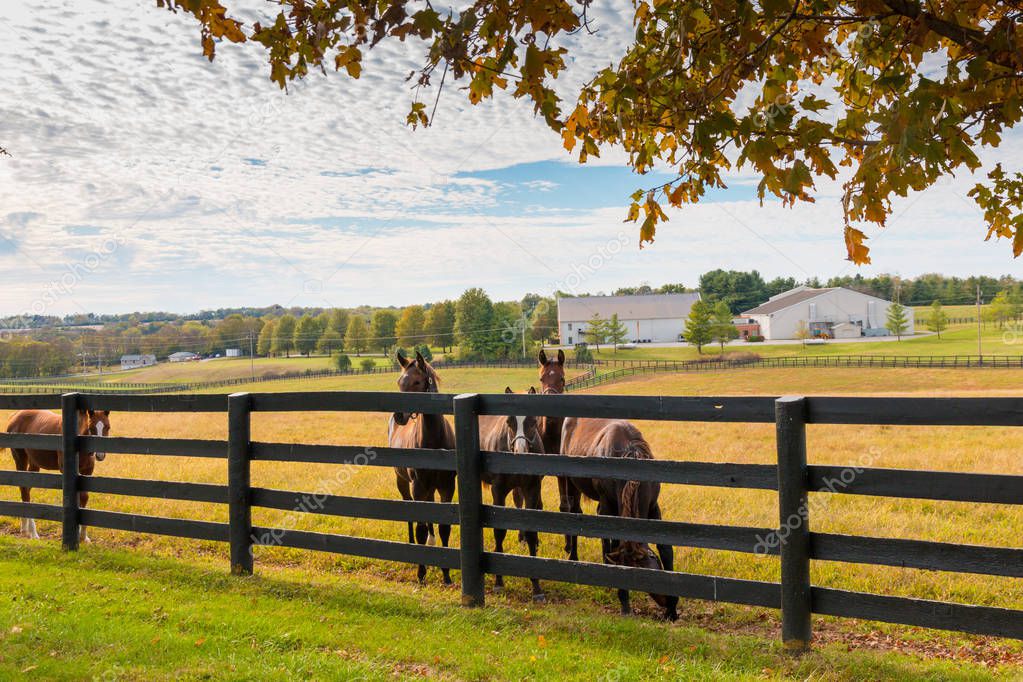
<box><xmin>561</xmin><ymin>417</ymin><xmax>679</xmax><ymax>621</ymax></box>
<box><xmin>5</xmin><ymin>408</ymin><xmax>111</xmax><ymax>543</ymax></box>
<box><xmin>479</xmin><ymin>386</ymin><xmax>546</xmax><ymax>601</ymax></box>
<box><xmin>389</xmin><ymin>350</ymin><xmax>457</xmax><ymax>585</ymax></box>
<box><xmin>535</xmin><ymin>348</ymin><xmax>580</xmax><ymax>557</ymax></box>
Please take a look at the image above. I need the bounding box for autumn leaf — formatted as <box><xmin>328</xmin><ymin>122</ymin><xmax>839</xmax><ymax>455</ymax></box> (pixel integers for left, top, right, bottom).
<box><xmin>844</xmin><ymin>227</ymin><xmax>871</xmax><ymax>264</ymax></box>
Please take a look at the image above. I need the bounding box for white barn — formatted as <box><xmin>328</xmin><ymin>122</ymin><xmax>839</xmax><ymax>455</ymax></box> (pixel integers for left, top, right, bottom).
<box><xmin>557</xmin><ymin>293</ymin><xmax>702</xmax><ymax>345</ymax></box>
<box><xmin>120</xmin><ymin>354</ymin><xmax>156</xmax><ymax>370</ymax></box>
<box><xmin>740</xmin><ymin>286</ymin><xmax>913</xmax><ymax>340</ymax></box>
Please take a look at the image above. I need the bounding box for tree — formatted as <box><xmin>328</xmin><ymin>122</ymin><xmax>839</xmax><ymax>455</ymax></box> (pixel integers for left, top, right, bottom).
<box><xmin>370</xmin><ymin>309</ymin><xmax>398</xmax><ymax>354</ymax></box>
<box><xmin>582</xmin><ymin>313</ymin><xmax>608</xmax><ymax>351</ymax></box>
<box><xmin>927</xmin><ymin>300</ymin><xmax>949</xmax><ymax>339</ymax></box>
<box><xmin>424</xmin><ymin>301</ymin><xmax>456</xmax><ymax>352</ymax></box>
<box><xmin>605</xmin><ymin>314</ymin><xmax>628</xmax><ymax>353</ymax></box>
<box><xmin>711</xmin><ymin>301</ymin><xmax>738</xmax><ymax>352</ymax></box>
<box><xmin>293</xmin><ymin>314</ymin><xmax>320</xmax><ymax>355</ymax></box>
<box><xmin>396</xmin><ymin>305</ymin><xmax>426</xmax><ymax>347</ymax></box>
<box><xmin>455</xmin><ymin>288</ymin><xmax>495</xmax><ymax>359</ymax></box>
<box><xmin>794</xmin><ymin>320</ymin><xmax>812</xmax><ymax>348</ymax></box>
<box><xmin>683</xmin><ymin>301</ymin><xmax>713</xmax><ymax>354</ymax></box>
<box><xmin>530</xmin><ymin>298</ymin><xmax>558</xmax><ymax>344</ymax></box>
<box><xmin>162</xmin><ymin>2</ymin><xmax>1023</xmax><ymax>263</ymax></box>
<box><xmin>333</xmin><ymin>353</ymin><xmax>351</xmax><ymax>371</ymax></box>
<box><xmin>886</xmin><ymin>303</ymin><xmax>909</xmax><ymax>341</ymax></box>
<box><xmin>317</xmin><ymin>327</ymin><xmax>343</xmax><ymax>355</ymax></box>
<box><xmin>328</xmin><ymin>308</ymin><xmax>350</xmax><ymax>338</ymax></box>
<box><xmin>272</xmin><ymin>314</ymin><xmax>297</xmax><ymax>357</ymax></box>
<box><xmin>344</xmin><ymin>316</ymin><xmax>369</xmax><ymax>356</ymax></box>
<box><xmin>989</xmin><ymin>290</ymin><xmax>1014</xmax><ymax>328</ymax></box>
<box><xmin>256</xmin><ymin>319</ymin><xmax>275</xmax><ymax>356</ymax></box>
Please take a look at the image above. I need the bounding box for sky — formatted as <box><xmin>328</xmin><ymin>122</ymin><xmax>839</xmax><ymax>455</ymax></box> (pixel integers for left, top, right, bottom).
<box><xmin>0</xmin><ymin>1</ymin><xmax>1021</xmax><ymax>317</ymax></box>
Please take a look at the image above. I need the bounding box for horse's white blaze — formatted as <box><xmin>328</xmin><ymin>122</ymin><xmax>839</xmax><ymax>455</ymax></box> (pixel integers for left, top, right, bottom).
<box><xmin>512</xmin><ymin>416</ymin><xmax>529</xmax><ymax>453</ymax></box>
<box><xmin>93</xmin><ymin>421</ymin><xmax>106</xmax><ymax>460</ymax></box>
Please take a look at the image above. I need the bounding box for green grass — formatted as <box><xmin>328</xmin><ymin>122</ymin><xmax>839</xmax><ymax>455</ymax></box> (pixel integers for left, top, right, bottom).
<box><xmin>590</xmin><ymin>324</ymin><xmax>1023</xmax><ymax>362</ymax></box>
<box><xmin>0</xmin><ymin>537</ymin><xmax>1011</xmax><ymax>681</ymax></box>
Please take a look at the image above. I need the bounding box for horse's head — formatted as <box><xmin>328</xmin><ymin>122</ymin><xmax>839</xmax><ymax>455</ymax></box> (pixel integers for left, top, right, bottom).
<box><xmin>537</xmin><ymin>349</ymin><xmax>565</xmax><ymax>395</ymax></box>
<box><xmin>85</xmin><ymin>410</ymin><xmax>111</xmax><ymax>462</ymax></box>
<box><xmin>605</xmin><ymin>541</ymin><xmax>679</xmax><ymax>621</ymax></box>
<box><xmin>393</xmin><ymin>350</ymin><xmax>438</xmax><ymax>425</ymax></box>
<box><xmin>502</xmin><ymin>387</ymin><xmax>543</xmax><ymax>454</ymax></box>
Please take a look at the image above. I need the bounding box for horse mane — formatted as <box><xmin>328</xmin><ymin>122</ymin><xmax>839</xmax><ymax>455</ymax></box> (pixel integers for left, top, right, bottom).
<box><xmin>618</xmin><ymin>434</ymin><xmax>653</xmax><ymax>519</ymax></box>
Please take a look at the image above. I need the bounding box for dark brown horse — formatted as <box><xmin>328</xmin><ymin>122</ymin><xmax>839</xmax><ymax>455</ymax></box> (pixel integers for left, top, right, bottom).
<box><xmin>561</xmin><ymin>417</ymin><xmax>678</xmax><ymax>621</ymax></box>
<box><xmin>536</xmin><ymin>349</ymin><xmax>579</xmax><ymax>557</ymax></box>
<box><xmin>479</xmin><ymin>387</ymin><xmax>546</xmax><ymax>601</ymax></box>
<box><xmin>5</xmin><ymin>408</ymin><xmax>112</xmax><ymax>542</ymax></box>
<box><xmin>389</xmin><ymin>350</ymin><xmax>456</xmax><ymax>584</ymax></box>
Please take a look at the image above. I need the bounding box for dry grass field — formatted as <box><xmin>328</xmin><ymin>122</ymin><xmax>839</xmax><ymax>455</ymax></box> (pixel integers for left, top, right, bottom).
<box><xmin>3</xmin><ymin>365</ymin><xmax>1023</xmax><ymax>669</ymax></box>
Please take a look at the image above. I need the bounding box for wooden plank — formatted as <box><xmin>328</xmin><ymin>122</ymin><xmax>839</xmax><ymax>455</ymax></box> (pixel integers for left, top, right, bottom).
<box><xmin>811</xmin><ymin>533</ymin><xmax>1023</xmax><ymax>578</ymax></box>
<box><xmin>80</xmin><ymin>476</ymin><xmax>228</xmax><ymax>504</ymax></box>
<box><xmin>0</xmin><ymin>433</ymin><xmax>62</xmax><ymax>451</ymax></box>
<box><xmin>61</xmin><ymin>393</ymin><xmax>80</xmax><ymax>551</ymax></box>
<box><xmin>251</xmin><ymin>526</ymin><xmax>460</xmax><ymax>569</ymax></box>
<box><xmin>79</xmin><ymin>509</ymin><xmax>230</xmax><ymax>542</ymax></box>
<box><xmin>812</xmin><ymin>587</ymin><xmax>1023</xmax><ymax>640</ymax></box>
<box><xmin>477</xmin><ymin>394</ymin><xmax>776</xmax><ymax>422</ymax></box>
<box><xmin>482</xmin><ymin>451</ymin><xmax>777</xmax><ymax>489</ymax></box>
<box><xmin>0</xmin><ymin>470</ymin><xmax>62</xmax><ymax>490</ymax></box>
<box><xmin>776</xmin><ymin>396</ymin><xmax>811</xmax><ymax>650</ymax></box>
<box><xmin>0</xmin><ymin>500</ymin><xmax>63</xmax><ymax>521</ymax></box>
<box><xmin>228</xmin><ymin>392</ymin><xmax>252</xmax><ymax>575</ymax></box>
<box><xmin>78</xmin><ymin>394</ymin><xmax>228</xmax><ymax>413</ymax></box>
<box><xmin>454</xmin><ymin>393</ymin><xmax>485</xmax><ymax>607</ymax></box>
<box><xmin>251</xmin><ymin>487</ymin><xmax>458</xmax><ymax>525</ymax></box>
<box><xmin>78</xmin><ymin>436</ymin><xmax>227</xmax><ymax>458</ymax></box>
<box><xmin>808</xmin><ymin>465</ymin><xmax>1023</xmax><ymax>505</ymax></box>
<box><xmin>483</xmin><ymin>506</ymin><xmax>771</xmax><ymax>554</ymax></box>
<box><xmin>249</xmin><ymin>391</ymin><xmax>454</xmax><ymax>415</ymax></box>
<box><xmin>250</xmin><ymin>442</ymin><xmax>455</xmax><ymax>470</ymax></box>
<box><xmin>485</xmin><ymin>553</ymin><xmax>780</xmax><ymax>608</ymax></box>
<box><xmin>0</xmin><ymin>395</ymin><xmax>62</xmax><ymax>410</ymax></box>
<box><xmin>807</xmin><ymin>397</ymin><xmax>1023</xmax><ymax>426</ymax></box>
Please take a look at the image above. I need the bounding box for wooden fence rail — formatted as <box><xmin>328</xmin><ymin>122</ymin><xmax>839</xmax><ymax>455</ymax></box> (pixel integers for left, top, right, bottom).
<box><xmin>0</xmin><ymin>391</ymin><xmax>1022</xmax><ymax>648</ymax></box>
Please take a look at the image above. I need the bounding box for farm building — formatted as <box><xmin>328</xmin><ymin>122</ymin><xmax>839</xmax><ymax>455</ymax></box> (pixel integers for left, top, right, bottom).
<box><xmin>557</xmin><ymin>293</ymin><xmax>702</xmax><ymax>345</ymax></box>
<box><xmin>225</xmin><ymin>348</ymin><xmax>242</xmax><ymax>357</ymax></box>
<box><xmin>741</xmin><ymin>286</ymin><xmax>913</xmax><ymax>340</ymax></box>
<box><xmin>120</xmin><ymin>354</ymin><xmax>156</xmax><ymax>370</ymax></box>
<box><xmin>168</xmin><ymin>351</ymin><xmax>200</xmax><ymax>362</ymax></box>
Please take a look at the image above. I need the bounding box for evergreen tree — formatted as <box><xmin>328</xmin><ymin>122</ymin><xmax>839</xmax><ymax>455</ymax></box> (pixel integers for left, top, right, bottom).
<box><xmin>886</xmin><ymin>302</ymin><xmax>909</xmax><ymax>340</ymax></box>
<box><xmin>683</xmin><ymin>300</ymin><xmax>713</xmax><ymax>353</ymax></box>
<box><xmin>583</xmin><ymin>313</ymin><xmax>608</xmax><ymax>350</ymax></box>
<box><xmin>711</xmin><ymin>300</ymin><xmax>738</xmax><ymax>352</ymax></box>
<box><xmin>606</xmin><ymin>313</ymin><xmax>628</xmax><ymax>352</ymax></box>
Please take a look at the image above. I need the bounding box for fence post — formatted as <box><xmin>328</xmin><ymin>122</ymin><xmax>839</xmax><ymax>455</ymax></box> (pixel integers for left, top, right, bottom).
<box><xmin>228</xmin><ymin>392</ymin><xmax>253</xmax><ymax>575</ymax></box>
<box><xmin>775</xmin><ymin>395</ymin><xmax>811</xmax><ymax>652</ymax></box>
<box><xmin>454</xmin><ymin>393</ymin><xmax>485</xmax><ymax>607</ymax></box>
<box><xmin>61</xmin><ymin>392</ymin><xmax>80</xmax><ymax>551</ymax></box>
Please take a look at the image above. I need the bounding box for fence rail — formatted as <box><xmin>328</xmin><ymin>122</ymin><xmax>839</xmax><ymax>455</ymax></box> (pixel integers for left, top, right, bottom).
<box><xmin>0</xmin><ymin>390</ymin><xmax>1022</xmax><ymax>648</ymax></box>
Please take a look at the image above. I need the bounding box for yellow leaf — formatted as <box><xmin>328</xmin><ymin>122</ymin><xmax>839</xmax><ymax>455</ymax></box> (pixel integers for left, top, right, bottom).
<box><xmin>844</xmin><ymin>227</ymin><xmax>871</xmax><ymax>264</ymax></box>
<box><xmin>537</xmin><ymin>634</ymin><xmax>547</xmax><ymax>648</ymax></box>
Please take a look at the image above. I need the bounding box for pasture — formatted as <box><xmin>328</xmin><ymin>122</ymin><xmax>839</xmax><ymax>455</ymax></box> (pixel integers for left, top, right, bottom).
<box><xmin>3</xmin><ymin>365</ymin><xmax>1023</xmax><ymax>678</ymax></box>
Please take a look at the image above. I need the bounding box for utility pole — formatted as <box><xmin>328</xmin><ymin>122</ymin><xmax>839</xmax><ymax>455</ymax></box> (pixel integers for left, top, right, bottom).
<box><xmin>977</xmin><ymin>283</ymin><xmax>983</xmax><ymax>363</ymax></box>
<box><xmin>521</xmin><ymin>313</ymin><xmax>528</xmax><ymax>359</ymax></box>
<box><xmin>249</xmin><ymin>332</ymin><xmax>255</xmax><ymax>380</ymax></box>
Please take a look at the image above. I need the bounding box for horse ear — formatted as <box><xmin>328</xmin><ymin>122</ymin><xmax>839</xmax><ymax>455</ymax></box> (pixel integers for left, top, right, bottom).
<box><xmin>415</xmin><ymin>350</ymin><xmax>427</xmax><ymax>366</ymax></box>
<box><xmin>396</xmin><ymin>351</ymin><xmax>410</xmax><ymax>368</ymax></box>
<box><xmin>528</xmin><ymin>386</ymin><xmax>537</xmax><ymax>394</ymax></box>
<box><xmin>504</xmin><ymin>386</ymin><xmax>513</xmax><ymax>394</ymax></box>
<box><xmin>556</xmin><ymin>349</ymin><xmax>565</xmax><ymax>365</ymax></box>
<box><xmin>537</xmin><ymin>349</ymin><xmax>548</xmax><ymax>366</ymax></box>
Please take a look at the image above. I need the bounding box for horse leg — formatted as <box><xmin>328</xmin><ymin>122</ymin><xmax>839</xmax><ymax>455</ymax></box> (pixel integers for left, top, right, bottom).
<box><xmin>560</xmin><ymin>478</ymin><xmax>582</xmax><ymax>561</ymax></box>
<box><xmin>396</xmin><ymin>472</ymin><xmax>414</xmax><ymax>544</ymax></box>
<box><xmin>491</xmin><ymin>483</ymin><xmax>510</xmax><ymax>593</ymax></box>
<box><xmin>411</xmin><ymin>479</ymin><xmax>433</xmax><ymax>584</ymax></box>
<box><xmin>522</xmin><ymin>482</ymin><xmax>545</xmax><ymax>602</ymax></box>
<box><xmin>512</xmin><ymin>488</ymin><xmax>526</xmax><ymax>545</ymax></box>
<box><xmin>78</xmin><ymin>490</ymin><xmax>90</xmax><ymax>544</ymax></box>
<box><xmin>437</xmin><ymin>479</ymin><xmax>455</xmax><ymax>586</ymax></box>
<box><xmin>652</xmin><ymin>503</ymin><xmax>679</xmax><ymax>621</ymax></box>
<box><xmin>12</xmin><ymin>449</ymin><xmax>38</xmax><ymax>539</ymax></box>
<box><xmin>598</xmin><ymin>500</ymin><xmax>630</xmax><ymax>616</ymax></box>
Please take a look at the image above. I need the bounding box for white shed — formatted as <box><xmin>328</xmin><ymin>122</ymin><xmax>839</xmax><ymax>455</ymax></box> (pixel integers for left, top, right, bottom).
<box><xmin>742</xmin><ymin>286</ymin><xmax>913</xmax><ymax>340</ymax></box>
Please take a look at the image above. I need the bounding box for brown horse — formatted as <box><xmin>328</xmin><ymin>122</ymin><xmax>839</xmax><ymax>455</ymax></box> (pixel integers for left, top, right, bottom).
<box><xmin>5</xmin><ymin>408</ymin><xmax>111</xmax><ymax>542</ymax></box>
<box><xmin>479</xmin><ymin>386</ymin><xmax>546</xmax><ymax>601</ymax></box>
<box><xmin>561</xmin><ymin>417</ymin><xmax>679</xmax><ymax>621</ymax></box>
<box><xmin>536</xmin><ymin>349</ymin><xmax>579</xmax><ymax>556</ymax></box>
<box><xmin>389</xmin><ymin>350</ymin><xmax>457</xmax><ymax>584</ymax></box>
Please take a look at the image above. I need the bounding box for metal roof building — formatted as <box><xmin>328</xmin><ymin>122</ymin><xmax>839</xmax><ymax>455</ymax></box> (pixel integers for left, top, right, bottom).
<box><xmin>557</xmin><ymin>293</ymin><xmax>701</xmax><ymax>345</ymax></box>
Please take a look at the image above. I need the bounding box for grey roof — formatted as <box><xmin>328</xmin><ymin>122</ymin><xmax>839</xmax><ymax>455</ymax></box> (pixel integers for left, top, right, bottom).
<box><xmin>742</xmin><ymin>288</ymin><xmax>837</xmax><ymax>315</ymax></box>
<box><xmin>558</xmin><ymin>293</ymin><xmax>701</xmax><ymax>322</ymax></box>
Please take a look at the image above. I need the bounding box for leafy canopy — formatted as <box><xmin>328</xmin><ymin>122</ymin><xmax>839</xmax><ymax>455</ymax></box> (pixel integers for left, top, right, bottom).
<box><xmin>159</xmin><ymin>1</ymin><xmax>1023</xmax><ymax>263</ymax></box>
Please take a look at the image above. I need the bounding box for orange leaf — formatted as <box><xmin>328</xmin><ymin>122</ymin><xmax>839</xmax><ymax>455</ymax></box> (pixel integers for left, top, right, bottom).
<box><xmin>844</xmin><ymin>227</ymin><xmax>871</xmax><ymax>264</ymax></box>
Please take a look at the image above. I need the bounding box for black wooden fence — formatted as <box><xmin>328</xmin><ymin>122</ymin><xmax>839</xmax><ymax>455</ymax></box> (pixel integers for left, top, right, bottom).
<box><xmin>2</xmin><ymin>391</ymin><xmax>1023</xmax><ymax>649</ymax></box>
